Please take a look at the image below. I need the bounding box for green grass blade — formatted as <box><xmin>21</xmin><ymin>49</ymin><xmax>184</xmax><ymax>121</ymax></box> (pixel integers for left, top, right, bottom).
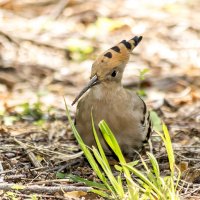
<box><xmin>138</xmin><ymin>155</ymin><xmax>159</xmax><ymax>187</ymax></box>
<box><xmin>91</xmin><ymin>112</ymin><xmax>111</xmax><ymax>171</ymax></box>
<box><xmin>66</xmin><ymin>174</ymin><xmax>107</xmax><ymax>190</ymax></box>
<box><xmin>175</xmin><ymin>165</ymin><xmax>181</xmax><ymax>191</ymax></box>
<box><xmin>64</xmin><ymin>99</ymin><xmax>110</xmax><ymax>188</ymax></box>
<box><xmin>98</xmin><ymin>120</ymin><xmax>125</xmax><ymax>162</ymax></box>
<box><xmin>139</xmin><ymin>155</ymin><xmax>150</xmax><ymax>173</ymax></box>
<box><xmin>162</xmin><ymin>124</ymin><xmax>175</xmax><ymax>176</ymax></box>
<box><xmin>98</xmin><ymin>120</ymin><xmax>139</xmax><ymax>193</ymax></box>
<box><xmin>124</xmin><ymin>164</ymin><xmax>165</xmax><ymax>199</ymax></box>
<box><xmin>90</xmin><ymin>189</ymin><xmax>112</xmax><ymax>199</ymax></box>
<box><xmin>146</xmin><ymin>152</ymin><xmax>162</xmax><ymax>190</ymax></box>
<box><xmin>98</xmin><ymin>120</ymin><xmax>137</xmax><ymax>189</ymax></box>
<box><xmin>147</xmin><ymin>152</ymin><xmax>160</xmax><ymax>178</ymax></box>
<box><xmin>92</xmin><ymin>146</ymin><xmax>124</xmax><ymax>198</ymax></box>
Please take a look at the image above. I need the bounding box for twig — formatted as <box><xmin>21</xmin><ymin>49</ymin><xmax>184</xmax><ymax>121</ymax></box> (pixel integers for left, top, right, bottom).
<box><xmin>0</xmin><ymin>169</ymin><xmax>13</xmax><ymax>175</ymax></box>
<box><xmin>0</xmin><ymin>30</ymin><xmax>19</xmax><ymax>46</ymax></box>
<box><xmin>56</xmin><ymin>158</ymin><xmax>84</xmax><ymax>172</ymax></box>
<box><xmin>12</xmin><ymin>193</ymin><xmax>66</xmax><ymax>199</ymax></box>
<box><xmin>14</xmin><ymin>138</ymin><xmax>43</xmax><ymax>168</ymax></box>
<box><xmin>22</xmin><ymin>142</ymin><xmax>83</xmax><ymax>160</ymax></box>
<box><xmin>0</xmin><ymin>161</ymin><xmax>4</xmax><ymax>182</ymax></box>
<box><xmin>175</xmin><ymin>152</ymin><xmax>200</xmax><ymax>162</ymax></box>
<box><xmin>0</xmin><ymin>183</ymin><xmax>92</xmax><ymax>193</ymax></box>
<box><xmin>4</xmin><ymin>174</ymin><xmax>26</xmax><ymax>180</ymax></box>
<box><xmin>29</xmin><ymin>179</ymin><xmax>76</xmax><ymax>185</ymax></box>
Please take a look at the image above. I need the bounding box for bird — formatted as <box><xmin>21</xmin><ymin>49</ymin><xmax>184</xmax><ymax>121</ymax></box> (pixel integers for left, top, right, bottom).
<box><xmin>72</xmin><ymin>36</ymin><xmax>152</xmax><ymax>158</ymax></box>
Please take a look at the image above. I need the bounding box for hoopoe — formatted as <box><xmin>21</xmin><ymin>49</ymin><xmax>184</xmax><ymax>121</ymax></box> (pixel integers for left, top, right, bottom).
<box><xmin>72</xmin><ymin>36</ymin><xmax>152</xmax><ymax>157</ymax></box>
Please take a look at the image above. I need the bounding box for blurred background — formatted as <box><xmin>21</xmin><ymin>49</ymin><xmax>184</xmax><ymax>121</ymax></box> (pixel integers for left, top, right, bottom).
<box><xmin>0</xmin><ymin>0</ymin><xmax>199</xmax><ymax>135</ymax></box>
<box><xmin>0</xmin><ymin>0</ymin><xmax>200</xmax><ymax>198</ymax></box>
<box><xmin>0</xmin><ymin>0</ymin><xmax>199</xmax><ymax>108</ymax></box>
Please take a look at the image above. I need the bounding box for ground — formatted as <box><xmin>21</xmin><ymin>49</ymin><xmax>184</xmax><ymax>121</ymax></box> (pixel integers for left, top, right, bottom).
<box><xmin>0</xmin><ymin>0</ymin><xmax>200</xmax><ymax>199</ymax></box>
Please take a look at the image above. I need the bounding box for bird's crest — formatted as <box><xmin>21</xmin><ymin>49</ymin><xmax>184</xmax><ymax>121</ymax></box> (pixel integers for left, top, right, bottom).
<box><xmin>93</xmin><ymin>36</ymin><xmax>143</xmax><ymax>69</ymax></box>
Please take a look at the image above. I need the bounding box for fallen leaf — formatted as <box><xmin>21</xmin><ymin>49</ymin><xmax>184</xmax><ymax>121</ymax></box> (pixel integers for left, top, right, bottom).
<box><xmin>64</xmin><ymin>191</ymin><xmax>87</xmax><ymax>198</ymax></box>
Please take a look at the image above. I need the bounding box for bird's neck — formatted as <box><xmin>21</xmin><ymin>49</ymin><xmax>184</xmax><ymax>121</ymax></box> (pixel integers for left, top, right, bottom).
<box><xmin>90</xmin><ymin>82</ymin><xmax>122</xmax><ymax>100</ymax></box>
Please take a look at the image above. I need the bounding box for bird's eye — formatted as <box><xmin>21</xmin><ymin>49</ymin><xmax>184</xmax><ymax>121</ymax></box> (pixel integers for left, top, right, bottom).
<box><xmin>111</xmin><ymin>70</ymin><xmax>117</xmax><ymax>77</ymax></box>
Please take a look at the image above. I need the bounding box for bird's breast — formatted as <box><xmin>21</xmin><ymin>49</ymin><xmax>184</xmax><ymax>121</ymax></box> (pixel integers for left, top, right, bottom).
<box><xmin>75</xmin><ymin>86</ymin><xmax>147</xmax><ymax>156</ymax></box>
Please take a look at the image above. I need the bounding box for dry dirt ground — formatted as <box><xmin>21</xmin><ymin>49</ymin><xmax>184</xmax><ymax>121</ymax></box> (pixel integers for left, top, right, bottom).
<box><xmin>0</xmin><ymin>0</ymin><xmax>200</xmax><ymax>199</ymax></box>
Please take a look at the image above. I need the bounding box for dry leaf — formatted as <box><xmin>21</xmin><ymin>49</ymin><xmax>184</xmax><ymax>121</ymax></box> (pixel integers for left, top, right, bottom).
<box><xmin>64</xmin><ymin>191</ymin><xmax>87</xmax><ymax>198</ymax></box>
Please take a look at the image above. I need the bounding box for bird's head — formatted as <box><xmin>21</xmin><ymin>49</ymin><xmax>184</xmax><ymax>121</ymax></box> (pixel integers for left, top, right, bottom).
<box><xmin>72</xmin><ymin>36</ymin><xmax>143</xmax><ymax>105</ymax></box>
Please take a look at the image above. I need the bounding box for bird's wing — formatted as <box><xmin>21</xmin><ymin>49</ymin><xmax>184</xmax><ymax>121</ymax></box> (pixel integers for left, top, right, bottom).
<box><xmin>137</xmin><ymin>95</ymin><xmax>152</xmax><ymax>142</ymax></box>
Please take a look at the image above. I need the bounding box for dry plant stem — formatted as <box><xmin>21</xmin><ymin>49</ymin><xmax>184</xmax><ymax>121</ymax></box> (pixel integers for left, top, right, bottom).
<box><xmin>0</xmin><ymin>183</ymin><xmax>91</xmax><ymax>193</ymax></box>
<box><xmin>7</xmin><ymin>193</ymin><xmax>66</xmax><ymax>200</ymax></box>
<box><xmin>14</xmin><ymin>138</ymin><xmax>43</xmax><ymax>168</ymax></box>
<box><xmin>0</xmin><ymin>169</ymin><xmax>14</xmax><ymax>175</ymax></box>
<box><xmin>21</xmin><ymin>142</ymin><xmax>83</xmax><ymax>160</ymax></box>
<box><xmin>4</xmin><ymin>174</ymin><xmax>26</xmax><ymax>180</ymax></box>
<box><xmin>28</xmin><ymin>179</ymin><xmax>75</xmax><ymax>185</ymax></box>
<box><xmin>0</xmin><ymin>30</ymin><xmax>19</xmax><ymax>46</ymax></box>
<box><xmin>0</xmin><ymin>161</ymin><xmax>4</xmax><ymax>182</ymax></box>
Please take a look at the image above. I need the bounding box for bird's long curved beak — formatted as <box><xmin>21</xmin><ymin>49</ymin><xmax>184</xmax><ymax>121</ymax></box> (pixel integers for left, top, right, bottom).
<box><xmin>71</xmin><ymin>75</ymin><xmax>99</xmax><ymax>106</ymax></box>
